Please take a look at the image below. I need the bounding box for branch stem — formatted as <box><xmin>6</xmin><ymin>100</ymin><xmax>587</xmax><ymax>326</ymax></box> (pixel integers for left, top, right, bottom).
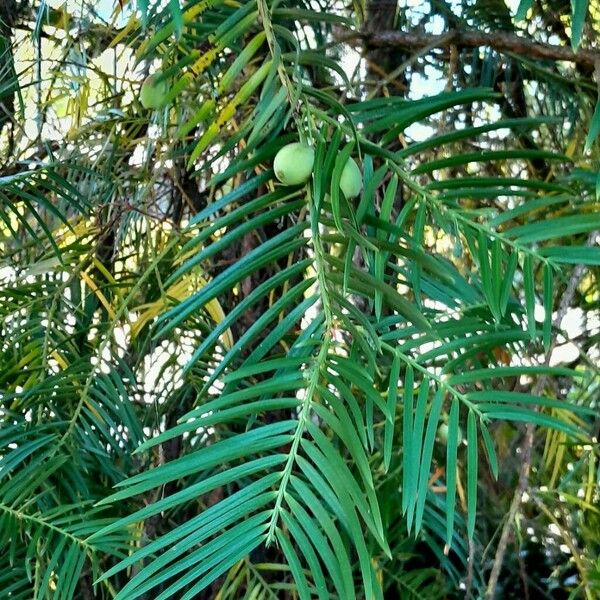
<box><xmin>359</xmin><ymin>29</ymin><xmax>600</xmax><ymax>69</ymax></box>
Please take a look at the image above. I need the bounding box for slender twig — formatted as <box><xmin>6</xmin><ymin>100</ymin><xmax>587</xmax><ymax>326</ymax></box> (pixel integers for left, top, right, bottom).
<box><xmin>366</xmin><ymin>32</ymin><xmax>455</xmax><ymax>100</ymax></box>
<box><xmin>518</xmin><ymin>549</ymin><xmax>530</xmax><ymax>600</ymax></box>
<box><xmin>485</xmin><ymin>230</ymin><xmax>598</xmax><ymax>599</ymax></box>
<box><xmin>465</xmin><ymin>538</ymin><xmax>475</xmax><ymax>599</ymax></box>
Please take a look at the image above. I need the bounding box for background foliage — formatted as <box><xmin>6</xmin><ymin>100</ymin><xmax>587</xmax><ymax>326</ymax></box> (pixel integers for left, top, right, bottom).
<box><xmin>0</xmin><ymin>0</ymin><xmax>599</xmax><ymax>598</ymax></box>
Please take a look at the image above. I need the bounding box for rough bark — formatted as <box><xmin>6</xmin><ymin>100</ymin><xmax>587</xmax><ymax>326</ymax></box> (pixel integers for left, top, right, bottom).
<box><xmin>360</xmin><ymin>29</ymin><xmax>600</xmax><ymax>68</ymax></box>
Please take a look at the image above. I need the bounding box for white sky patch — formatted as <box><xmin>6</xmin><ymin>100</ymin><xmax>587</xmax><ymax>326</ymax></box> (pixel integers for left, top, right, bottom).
<box><xmin>549</xmin><ymin>343</ymin><xmax>579</xmax><ymax>367</ymax></box>
<box><xmin>503</xmin><ymin>0</ymin><xmax>520</xmax><ymax>13</ymax></box>
<box><xmin>560</xmin><ymin>308</ymin><xmax>585</xmax><ymax>339</ymax></box>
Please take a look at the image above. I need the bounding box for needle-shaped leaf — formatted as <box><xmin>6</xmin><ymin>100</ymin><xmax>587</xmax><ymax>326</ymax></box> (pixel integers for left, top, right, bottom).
<box><xmin>466</xmin><ymin>410</ymin><xmax>478</xmax><ymax>540</ymax></box>
<box><xmin>445</xmin><ymin>397</ymin><xmax>460</xmax><ymax>546</ymax></box>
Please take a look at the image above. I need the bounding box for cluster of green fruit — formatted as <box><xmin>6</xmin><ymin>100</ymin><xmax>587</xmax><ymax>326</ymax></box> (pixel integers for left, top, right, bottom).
<box><xmin>139</xmin><ymin>76</ymin><xmax>362</xmax><ymax>198</ymax></box>
<box><xmin>140</xmin><ymin>75</ymin><xmax>457</xmax><ymax>445</ymax></box>
<box><xmin>273</xmin><ymin>142</ymin><xmax>362</xmax><ymax>197</ymax></box>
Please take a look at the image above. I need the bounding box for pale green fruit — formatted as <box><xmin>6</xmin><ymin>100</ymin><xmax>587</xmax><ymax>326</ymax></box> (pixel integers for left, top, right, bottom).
<box><xmin>438</xmin><ymin>423</ymin><xmax>464</xmax><ymax>444</ymax></box>
<box><xmin>273</xmin><ymin>143</ymin><xmax>315</xmax><ymax>185</ymax></box>
<box><xmin>340</xmin><ymin>157</ymin><xmax>362</xmax><ymax>198</ymax></box>
<box><xmin>140</xmin><ymin>74</ymin><xmax>169</xmax><ymax>110</ymax></box>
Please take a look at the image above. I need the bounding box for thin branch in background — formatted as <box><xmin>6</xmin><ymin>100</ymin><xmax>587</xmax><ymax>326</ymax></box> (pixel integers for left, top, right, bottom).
<box><xmin>366</xmin><ymin>32</ymin><xmax>455</xmax><ymax>99</ymax></box>
<box><xmin>444</xmin><ymin>43</ymin><xmax>458</xmax><ymax>92</ymax></box>
<box><xmin>465</xmin><ymin>538</ymin><xmax>475</xmax><ymax>599</ymax></box>
<box><xmin>365</xmin><ymin>60</ymin><xmax>407</xmax><ymax>95</ymax></box>
<box><xmin>35</xmin><ymin>33</ymin><xmax>42</xmax><ymax>152</ymax></box>
<box><xmin>518</xmin><ymin>546</ymin><xmax>531</xmax><ymax>600</ymax></box>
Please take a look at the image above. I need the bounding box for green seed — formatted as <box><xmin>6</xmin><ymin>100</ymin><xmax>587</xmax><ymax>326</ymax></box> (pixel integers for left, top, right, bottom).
<box><xmin>140</xmin><ymin>74</ymin><xmax>169</xmax><ymax>110</ymax></box>
<box><xmin>273</xmin><ymin>142</ymin><xmax>315</xmax><ymax>185</ymax></box>
<box><xmin>438</xmin><ymin>422</ymin><xmax>464</xmax><ymax>444</ymax></box>
<box><xmin>340</xmin><ymin>157</ymin><xmax>362</xmax><ymax>199</ymax></box>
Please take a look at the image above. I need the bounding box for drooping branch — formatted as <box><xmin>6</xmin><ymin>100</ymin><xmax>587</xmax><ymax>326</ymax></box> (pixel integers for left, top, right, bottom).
<box><xmin>360</xmin><ymin>29</ymin><xmax>600</xmax><ymax>69</ymax></box>
<box><xmin>484</xmin><ymin>230</ymin><xmax>599</xmax><ymax>599</ymax></box>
